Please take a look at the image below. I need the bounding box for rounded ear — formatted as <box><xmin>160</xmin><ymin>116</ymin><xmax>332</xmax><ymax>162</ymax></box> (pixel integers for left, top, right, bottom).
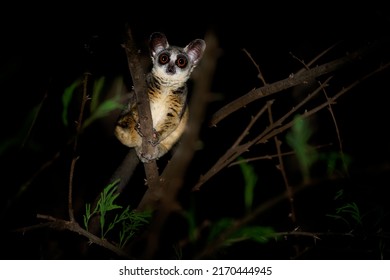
<box><xmin>149</xmin><ymin>32</ymin><xmax>169</xmax><ymax>57</ymax></box>
<box><xmin>184</xmin><ymin>39</ymin><xmax>206</xmax><ymax>66</ymax></box>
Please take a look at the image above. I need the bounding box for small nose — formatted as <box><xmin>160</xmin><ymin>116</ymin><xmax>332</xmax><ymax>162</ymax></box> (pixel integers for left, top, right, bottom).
<box><xmin>166</xmin><ymin>64</ymin><xmax>176</xmax><ymax>74</ymax></box>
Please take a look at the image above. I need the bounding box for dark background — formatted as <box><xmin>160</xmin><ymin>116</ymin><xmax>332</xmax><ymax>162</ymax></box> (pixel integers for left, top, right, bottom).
<box><xmin>1</xmin><ymin>3</ymin><xmax>390</xmax><ymax>259</ymax></box>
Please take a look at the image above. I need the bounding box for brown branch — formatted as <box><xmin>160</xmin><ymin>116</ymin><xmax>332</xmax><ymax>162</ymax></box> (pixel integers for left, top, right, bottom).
<box><xmin>14</xmin><ymin>214</ymin><xmax>129</xmax><ymax>258</ymax></box>
<box><xmin>68</xmin><ymin>72</ymin><xmax>91</xmax><ymax>222</ymax></box>
<box><xmin>192</xmin><ymin>77</ymin><xmax>332</xmax><ymax>191</ymax></box>
<box><xmin>232</xmin><ymin>102</ymin><xmax>271</xmax><ymax>149</ymax></box>
<box><xmin>193</xmin><ymin>59</ymin><xmax>390</xmax><ymax>191</ymax></box>
<box><xmin>290</xmin><ymin>41</ymin><xmax>340</xmax><ymax>75</ymax></box>
<box><xmin>228</xmin><ymin>143</ymin><xmax>332</xmax><ymax>167</ymax></box>
<box><xmin>123</xmin><ymin>27</ymin><xmax>160</xmax><ymax>203</ymax></box>
<box><xmin>242</xmin><ymin>48</ymin><xmax>267</xmax><ymax>85</ymax></box>
<box><xmin>267</xmin><ymin>103</ymin><xmax>296</xmax><ymax>224</ymax></box>
<box><xmin>210</xmin><ymin>41</ymin><xmax>379</xmax><ymax>127</ymax></box>
<box><xmin>191</xmin><ymin>101</ymin><xmax>273</xmax><ymax>193</ymax></box>
<box><xmin>258</xmin><ymin>62</ymin><xmax>390</xmax><ymax>143</ymax></box>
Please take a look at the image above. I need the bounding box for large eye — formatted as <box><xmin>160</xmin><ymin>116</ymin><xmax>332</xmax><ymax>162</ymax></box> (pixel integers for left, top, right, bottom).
<box><xmin>176</xmin><ymin>55</ymin><xmax>188</xmax><ymax>68</ymax></box>
<box><xmin>159</xmin><ymin>53</ymin><xmax>170</xmax><ymax>64</ymax></box>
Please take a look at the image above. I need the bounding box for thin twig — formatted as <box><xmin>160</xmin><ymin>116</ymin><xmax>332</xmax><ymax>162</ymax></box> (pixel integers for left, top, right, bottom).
<box><xmin>290</xmin><ymin>41</ymin><xmax>341</xmax><ymax>75</ymax></box>
<box><xmin>210</xmin><ymin>41</ymin><xmax>381</xmax><ymax>127</ymax></box>
<box><xmin>291</xmin><ymin>46</ymin><xmax>350</xmax><ymax>176</ymax></box>
<box><xmin>194</xmin><ymin>59</ymin><xmax>390</xmax><ymax>191</ymax></box>
<box><xmin>267</xmin><ymin>103</ymin><xmax>296</xmax><ymax>223</ymax></box>
<box><xmin>228</xmin><ymin>143</ymin><xmax>332</xmax><ymax>167</ymax></box>
<box><xmin>192</xmin><ymin>77</ymin><xmax>332</xmax><ymax>191</ymax></box>
<box><xmin>68</xmin><ymin>72</ymin><xmax>91</xmax><ymax>222</ymax></box>
<box><xmin>242</xmin><ymin>48</ymin><xmax>267</xmax><ymax>85</ymax></box>
<box><xmin>231</xmin><ymin>102</ymin><xmax>271</xmax><ymax>149</ymax></box>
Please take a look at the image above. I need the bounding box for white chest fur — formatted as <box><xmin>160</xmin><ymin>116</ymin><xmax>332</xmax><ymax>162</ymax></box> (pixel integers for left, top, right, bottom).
<box><xmin>150</xmin><ymin>87</ymin><xmax>173</xmax><ymax>127</ymax></box>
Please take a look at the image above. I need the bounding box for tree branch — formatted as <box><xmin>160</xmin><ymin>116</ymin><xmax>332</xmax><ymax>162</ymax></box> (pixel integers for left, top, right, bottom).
<box><xmin>209</xmin><ymin>41</ymin><xmax>381</xmax><ymax>127</ymax></box>
<box><xmin>193</xmin><ymin>59</ymin><xmax>390</xmax><ymax>191</ymax></box>
<box><xmin>123</xmin><ymin>27</ymin><xmax>160</xmax><ymax>203</ymax></box>
<box><xmin>68</xmin><ymin>72</ymin><xmax>91</xmax><ymax>222</ymax></box>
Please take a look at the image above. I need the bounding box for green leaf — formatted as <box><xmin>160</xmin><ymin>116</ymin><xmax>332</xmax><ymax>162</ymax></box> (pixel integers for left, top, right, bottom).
<box><xmin>62</xmin><ymin>79</ymin><xmax>81</xmax><ymax>127</ymax></box>
<box><xmin>83</xmin><ymin>203</ymin><xmax>91</xmax><ymax>230</ymax></box>
<box><xmin>208</xmin><ymin>218</ymin><xmax>275</xmax><ymax>248</ymax></box>
<box><xmin>207</xmin><ymin>218</ymin><xmax>234</xmax><ymax>242</ymax></box>
<box><xmin>100</xmin><ymin>180</ymin><xmax>122</xmax><ymax>212</ymax></box>
<box><xmin>335</xmin><ymin>202</ymin><xmax>362</xmax><ymax>225</ymax></box>
<box><xmin>83</xmin><ymin>179</ymin><xmax>151</xmax><ymax>245</ymax></box>
<box><xmin>82</xmin><ymin>99</ymin><xmax>122</xmax><ymax>130</ymax></box>
<box><xmin>320</xmin><ymin>151</ymin><xmax>351</xmax><ymax>176</ymax></box>
<box><xmin>238</xmin><ymin>159</ymin><xmax>258</xmax><ymax>212</ymax></box>
<box><xmin>0</xmin><ymin>102</ymin><xmax>42</xmax><ymax>155</ymax></box>
<box><xmin>327</xmin><ymin>201</ymin><xmax>363</xmax><ymax>228</ymax></box>
<box><xmin>118</xmin><ymin>209</ymin><xmax>151</xmax><ymax>247</ymax></box>
<box><xmin>90</xmin><ymin>76</ymin><xmax>106</xmax><ymax>113</ymax></box>
<box><xmin>286</xmin><ymin>115</ymin><xmax>318</xmax><ymax>181</ymax></box>
<box><xmin>93</xmin><ymin>179</ymin><xmax>122</xmax><ymax>237</ymax></box>
<box><xmin>184</xmin><ymin>199</ymin><xmax>199</xmax><ymax>243</ymax></box>
<box><xmin>229</xmin><ymin>226</ymin><xmax>275</xmax><ymax>244</ymax></box>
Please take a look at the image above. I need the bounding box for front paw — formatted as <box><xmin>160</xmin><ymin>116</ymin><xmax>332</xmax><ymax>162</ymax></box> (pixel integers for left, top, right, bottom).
<box><xmin>140</xmin><ymin>153</ymin><xmax>159</xmax><ymax>163</ymax></box>
<box><xmin>149</xmin><ymin>129</ymin><xmax>160</xmax><ymax>146</ymax></box>
<box><xmin>135</xmin><ymin>145</ymin><xmax>168</xmax><ymax>163</ymax></box>
<box><xmin>135</xmin><ymin>122</ymin><xmax>144</xmax><ymax>137</ymax></box>
<box><xmin>135</xmin><ymin>146</ymin><xmax>159</xmax><ymax>163</ymax></box>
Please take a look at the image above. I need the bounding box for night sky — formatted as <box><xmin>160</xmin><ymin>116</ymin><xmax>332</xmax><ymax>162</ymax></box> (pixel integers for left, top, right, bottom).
<box><xmin>1</xmin><ymin>3</ymin><xmax>390</xmax><ymax>259</ymax></box>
